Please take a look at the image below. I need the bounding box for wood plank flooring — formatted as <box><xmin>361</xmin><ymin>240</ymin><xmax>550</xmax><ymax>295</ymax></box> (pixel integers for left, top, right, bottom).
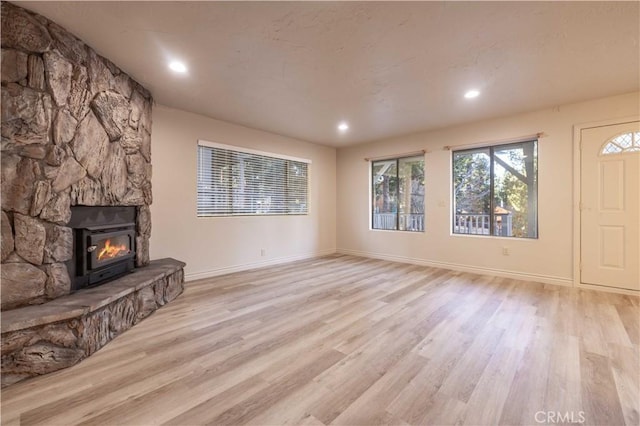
<box><xmin>1</xmin><ymin>254</ymin><xmax>638</xmax><ymax>425</ymax></box>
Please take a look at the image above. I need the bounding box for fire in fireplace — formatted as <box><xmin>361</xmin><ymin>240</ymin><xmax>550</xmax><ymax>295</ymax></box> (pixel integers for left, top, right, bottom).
<box><xmin>67</xmin><ymin>206</ymin><xmax>137</xmax><ymax>291</ymax></box>
<box><xmin>96</xmin><ymin>238</ymin><xmax>129</xmax><ymax>262</ymax></box>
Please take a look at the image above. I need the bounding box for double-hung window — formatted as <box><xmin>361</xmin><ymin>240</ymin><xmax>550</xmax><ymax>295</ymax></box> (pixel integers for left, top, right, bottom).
<box><xmin>197</xmin><ymin>140</ymin><xmax>309</xmax><ymax>216</ymax></box>
<box><xmin>452</xmin><ymin>139</ymin><xmax>538</xmax><ymax>238</ymax></box>
<box><xmin>371</xmin><ymin>155</ymin><xmax>425</xmax><ymax>231</ymax></box>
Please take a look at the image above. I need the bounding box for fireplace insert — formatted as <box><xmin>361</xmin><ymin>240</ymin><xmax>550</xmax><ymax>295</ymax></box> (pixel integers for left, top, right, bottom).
<box><xmin>68</xmin><ymin>206</ymin><xmax>137</xmax><ymax>291</ymax></box>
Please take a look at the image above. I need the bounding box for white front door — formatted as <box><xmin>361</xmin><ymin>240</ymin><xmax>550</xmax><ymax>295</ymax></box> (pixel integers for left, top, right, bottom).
<box><xmin>580</xmin><ymin>121</ymin><xmax>640</xmax><ymax>291</ymax></box>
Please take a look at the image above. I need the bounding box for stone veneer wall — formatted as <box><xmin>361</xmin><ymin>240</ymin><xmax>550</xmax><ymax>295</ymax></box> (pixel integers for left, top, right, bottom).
<box><xmin>1</xmin><ymin>2</ymin><xmax>153</xmax><ymax>310</ymax></box>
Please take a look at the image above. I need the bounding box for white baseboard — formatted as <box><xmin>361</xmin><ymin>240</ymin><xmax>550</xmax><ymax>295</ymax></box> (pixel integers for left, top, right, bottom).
<box><xmin>184</xmin><ymin>248</ymin><xmax>337</xmax><ymax>282</ymax></box>
<box><xmin>576</xmin><ymin>282</ymin><xmax>640</xmax><ymax>296</ymax></box>
<box><xmin>336</xmin><ymin>248</ymin><xmax>573</xmax><ymax>287</ymax></box>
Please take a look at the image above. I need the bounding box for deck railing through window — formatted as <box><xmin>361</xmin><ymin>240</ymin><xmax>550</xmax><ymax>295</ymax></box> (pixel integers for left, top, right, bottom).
<box><xmin>453</xmin><ymin>214</ymin><xmax>513</xmax><ymax>236</ymax></box>
<box><xmin>454</xmin><ymin>214</ymin><xmax>490</xmax><ymax>235</ymax></box>
<box><xmin>372</xmin><ymin>213</ymin><xmax>511</xmax><ymax>235</ymax></box>
<box><xmin>372</xmin><ymin>213</ymin><xmax>424</xmax><ymax>232</ymax></box>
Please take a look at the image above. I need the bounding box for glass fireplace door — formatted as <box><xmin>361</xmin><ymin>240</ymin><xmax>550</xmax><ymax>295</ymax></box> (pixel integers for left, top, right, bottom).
<box><xmin>88</xmin><ymin>229</ymin><xmax>134</xmax><ymax>270</ymax></box>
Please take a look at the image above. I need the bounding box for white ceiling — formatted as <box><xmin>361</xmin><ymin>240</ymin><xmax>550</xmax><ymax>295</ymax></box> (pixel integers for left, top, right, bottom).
<box><xmin>19</xmin><ymin>1</ymin><xmax>640</xmax><ymax>147</ymax></box>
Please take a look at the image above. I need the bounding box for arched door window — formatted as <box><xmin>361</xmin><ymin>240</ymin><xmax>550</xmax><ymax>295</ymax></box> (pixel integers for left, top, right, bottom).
<box><xmin>601</xmin><ymin>132</ymin><xmax>640</xmax><ymax>155</ymax></box>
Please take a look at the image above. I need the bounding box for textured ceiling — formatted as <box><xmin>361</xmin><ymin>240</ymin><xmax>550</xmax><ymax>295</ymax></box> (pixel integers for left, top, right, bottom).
<box><xmin>18</xmin><ymin>1</ymin><xmax>640</xmax><ymax>147</ymax></box>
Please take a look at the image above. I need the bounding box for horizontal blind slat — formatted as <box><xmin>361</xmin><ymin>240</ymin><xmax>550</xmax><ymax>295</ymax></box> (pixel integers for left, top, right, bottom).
<box><xmin>197</xmin><ymin>145</ymin><xmax>308</xmax><ymax>216</ymax></box>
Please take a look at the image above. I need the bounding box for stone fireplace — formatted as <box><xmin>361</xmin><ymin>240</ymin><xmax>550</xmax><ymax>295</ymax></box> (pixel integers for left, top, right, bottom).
<box><xmin>1</xmin><ymin>0</ymin><xmax>153</xmax><ymax>309</ymax></box>
<box><xmin>1</xmin><ymin>2</ymin><xmax>184</xmax><ymax>387</ymax></box>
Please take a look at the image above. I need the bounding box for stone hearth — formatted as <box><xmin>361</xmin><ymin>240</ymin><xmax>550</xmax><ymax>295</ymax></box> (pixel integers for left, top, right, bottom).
<box><xmin>1</xmin><ymin>259</ymin><xmax>185</xmax><ymax>387</ymax></box>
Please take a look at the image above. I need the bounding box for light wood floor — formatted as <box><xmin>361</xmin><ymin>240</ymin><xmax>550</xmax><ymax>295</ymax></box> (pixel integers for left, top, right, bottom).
<box><xmin>2</xmin><ymin>255</ymin><xmax>639</xmax><ymax>426</ymax></box>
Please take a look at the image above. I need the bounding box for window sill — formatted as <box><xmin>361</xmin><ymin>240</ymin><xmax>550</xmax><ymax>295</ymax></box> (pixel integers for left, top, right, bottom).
<box><xmin>449</xmin><ymin>233</ymin><xmax>538</xmax><ymax>241</ymax></box>
<box><xmin>369</xmin><ymin>228</ymin><xmax>425</xmax><ymax>234</ymax></box>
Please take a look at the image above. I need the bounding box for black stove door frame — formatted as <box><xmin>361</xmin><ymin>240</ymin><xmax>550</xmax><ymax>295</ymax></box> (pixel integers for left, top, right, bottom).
<box><xmin>68</xmin><ymin>206</ymin><xmax>138</xmax><ymax>292</ymax></box>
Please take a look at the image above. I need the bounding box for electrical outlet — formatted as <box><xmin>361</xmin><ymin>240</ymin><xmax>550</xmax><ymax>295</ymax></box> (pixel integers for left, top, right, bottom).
<box><xmin>260</xmin><ymin>248</ymin><xmax>266</xmax><ymax>257</ymax></box>
<box><xmin>502</xmin><ymin>247</ymin><xmax>509</xmax><ymax>256</ymax></box>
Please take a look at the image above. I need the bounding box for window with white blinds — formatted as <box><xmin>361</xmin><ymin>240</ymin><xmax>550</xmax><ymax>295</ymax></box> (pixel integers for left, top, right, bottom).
<box><xmin>197</xmin><ymin>141</ymin><xmax>310</xmax><ymax>216</ymax></box>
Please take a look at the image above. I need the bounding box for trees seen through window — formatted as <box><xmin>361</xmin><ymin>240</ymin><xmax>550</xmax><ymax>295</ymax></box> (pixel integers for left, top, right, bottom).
<box><xmin>453</xmin><ymin>140</ymin><xmax>538</xmax><ymax>238</ymax></box>
<box><xmin>372</xmin><ymin>155</ymin><xmax>425</xmax><ymax>232</ymax></box>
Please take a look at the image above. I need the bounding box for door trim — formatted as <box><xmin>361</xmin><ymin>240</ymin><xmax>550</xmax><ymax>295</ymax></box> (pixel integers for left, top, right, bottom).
<box><xmin>572</xmin><ymin>116</ymin><xmax>640</xmax><ymax>295</ymax></box>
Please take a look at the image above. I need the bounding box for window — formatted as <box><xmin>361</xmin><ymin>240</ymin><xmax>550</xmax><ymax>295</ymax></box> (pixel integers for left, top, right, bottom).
<box><xmin>197</xmin><ymin>141</ymin><xmax>309</xmax><ymax>216</ymax></box>
<box><xmin>601</xmin><ymin>132</ymin><xmax>640</xmax><ymax>154</ymax></box>
<box><xmin>371</xmin><ymin>155</ymin><xmax>425</xmax><ymax>231</ymax></box>
<box><xmin>452</xmin><ymin>140</ymin><xmax>538</xmax><ymax>238</ymax></box>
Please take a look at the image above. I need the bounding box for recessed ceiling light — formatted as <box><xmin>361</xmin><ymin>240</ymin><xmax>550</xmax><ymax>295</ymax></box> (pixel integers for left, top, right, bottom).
<box><xmin>338</xmin><ymin>122</ymin><xmax>349</xmax><ymax>132</ymax></box>
<box><xmin>169</xmin><ymin>61</ymin><xmax>187</xmax><ymax>73</ymax></box>
<box><xmin>464</xmin><ymin>89</ymin><xmax>480</xmax><ymax>99</ymax></box>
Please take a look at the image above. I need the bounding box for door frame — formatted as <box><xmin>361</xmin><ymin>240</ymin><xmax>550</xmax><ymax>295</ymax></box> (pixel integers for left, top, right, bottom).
<box><xmin>573</xmin><ymin>116</ymin><xmax>640</xmax><ymax>295</ymax></box>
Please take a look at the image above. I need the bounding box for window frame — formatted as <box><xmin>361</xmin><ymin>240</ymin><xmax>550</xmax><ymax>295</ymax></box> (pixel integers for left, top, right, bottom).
<box><xmin>451</xmin><ymin>139</ymin><xmax>538</xmax><ymax>239</ymax></box>
<box><xmin>370</xmin><ymin>154</ymin><xmax>425</xmax><ymax>232</ymax></box>
<box><xmin>196</xmin><ymin>140</ymin><xmax>311</xmax><ymax>217</ymax></box>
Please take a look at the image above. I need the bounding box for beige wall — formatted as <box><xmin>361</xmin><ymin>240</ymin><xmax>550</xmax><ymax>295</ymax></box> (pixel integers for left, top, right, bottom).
<box><xmin>336</xmin><ymin>92</ymin><xmax>640</xmax><ymax>285</ymax></box>
<box><xmin>150</xmin><ymin>105</ymin><xmax>336</xmax><ymax>280</ymax></box>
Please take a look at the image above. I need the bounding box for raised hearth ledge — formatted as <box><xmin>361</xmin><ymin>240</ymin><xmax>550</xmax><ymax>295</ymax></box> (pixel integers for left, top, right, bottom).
<box><xmin>1</xmin><ymin>259</ymin><xmax>185</xmax><ymax>387</ymax></box>
<box><xmin>2</xmin><ymin>259</ymin><xmax>185</xmax><ymax>333</ymax></box>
